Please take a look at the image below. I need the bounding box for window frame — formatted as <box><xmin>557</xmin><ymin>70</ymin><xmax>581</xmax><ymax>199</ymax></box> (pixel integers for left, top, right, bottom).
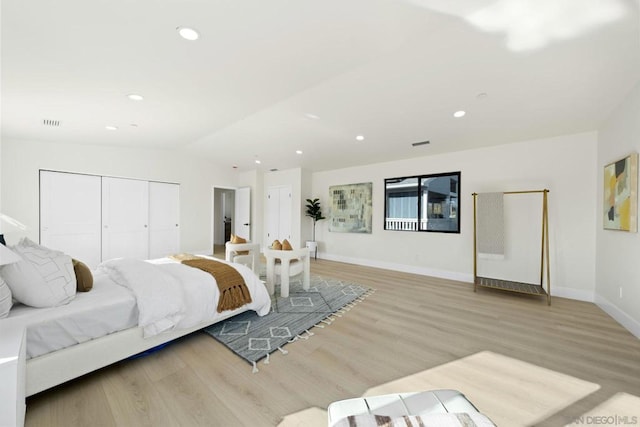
<box><xmin>384</xmin><ymin>171</ymin><xmax>461</xmax><ymax>233</ymax></box>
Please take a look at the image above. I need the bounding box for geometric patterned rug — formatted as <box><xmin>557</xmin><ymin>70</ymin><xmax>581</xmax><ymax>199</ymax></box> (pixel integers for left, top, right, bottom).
<box><xmin>203</xmin><ymin>274</ymin><xmax>372</xmax><ymax>371</ymax></box>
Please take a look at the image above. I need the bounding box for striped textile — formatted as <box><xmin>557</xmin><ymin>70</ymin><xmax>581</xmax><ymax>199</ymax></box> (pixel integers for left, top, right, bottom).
<box><xmin>333</xmin><ymin>413</ymin><xmax>495</xmax><ymax>427</ymax></box>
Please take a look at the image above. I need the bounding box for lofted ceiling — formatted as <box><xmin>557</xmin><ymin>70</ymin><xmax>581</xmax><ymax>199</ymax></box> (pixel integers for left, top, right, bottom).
<box><xmin>1</xmin><ymin>0</ymin><xmax>639</xmax><ymax>173</ymax></box>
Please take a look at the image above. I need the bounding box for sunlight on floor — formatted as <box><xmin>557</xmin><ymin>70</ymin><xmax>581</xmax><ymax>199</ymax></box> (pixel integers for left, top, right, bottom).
<box><xmin>277</xmin><ymin>351</ymin><xmax>604</xmax><ymax>426</ymax></box>
<box><xmin>364</xmin><ymin>351</ymin><xmax>600</xmax><ymax>427</ymax></box>
<box><xmin>565</xmin><ymin>392</ymin><xmax>640</xmax><ymax>427</ymax></box>
<box><xmin>278</xmin><ymin>407</ymin><xmax>327</xmax><ymax>427</ymax></box>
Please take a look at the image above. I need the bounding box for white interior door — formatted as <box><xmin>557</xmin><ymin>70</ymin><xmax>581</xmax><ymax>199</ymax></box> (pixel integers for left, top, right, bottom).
<box><xmin>266</xmin><ymin>185</ymin><xmax>292</xmax><ymax>243</ymax></box>
<box><xmin>278</xmin><ymin>187</ymin><xmax>292</xmax><ymax>241</ymax></box>
<box><xmin>40</xmin><ymin>171</ymin><xmax>102</xmax><ymax>269</ymax></box>
<box><xmin>149</xmin><ymin>182</ymin><xmax>180</xmax><ymax>259</ymax></box>
<box><xmin>234</xmin><ymin>187</ymin><xmax>251</xmax><ymax>239</ymax></box>
<box><xmin>266</xmin><ymin>187</ymin><xmax>280</xmax><ymax>244</ymax></box>
<box><xmin>102</xmin><ymin>177</ymin><xmax>149</xmax><ymax>260</ymax></box>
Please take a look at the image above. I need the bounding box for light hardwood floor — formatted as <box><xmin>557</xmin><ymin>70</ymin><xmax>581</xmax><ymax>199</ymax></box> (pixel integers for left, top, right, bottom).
<box><xmin>25</xmin><ymin>259</ymin><xmax>640</xmax><ymax>426</ymax></box>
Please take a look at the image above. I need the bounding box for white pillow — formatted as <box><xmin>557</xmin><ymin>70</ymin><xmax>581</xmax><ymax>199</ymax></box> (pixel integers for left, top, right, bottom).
<box><xmin>0</xmin><ymin>238</ymin><xmax>76</xmax><ymax>308</ymax></box>
<box><xmin>0</xmin><ymin>277</ymin><xmax>12</xmax><ymax>318</ymax></box>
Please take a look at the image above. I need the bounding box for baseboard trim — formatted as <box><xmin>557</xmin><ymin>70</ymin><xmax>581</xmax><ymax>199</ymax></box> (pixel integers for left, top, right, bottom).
<box><xmin>319</xmin><ymin>252</ymin><xmax>474</xmax><ymax>283</ymax></box>
<box><xmin>595</xmin><ymin>294</ymin><xmax>640</xmax><ymax>339</ymax></box>
<box><xmin>319</xmin><ymin>253</ymin><xmax>598</xmax><ymax>301</ymax></box>
<box><xmin>317</xmin><ymin>253</ymin><xmax>639</xmax><ymax>339</ymax></box>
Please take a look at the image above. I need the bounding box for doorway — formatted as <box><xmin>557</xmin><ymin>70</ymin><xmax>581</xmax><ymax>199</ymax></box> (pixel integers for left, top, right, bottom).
<box><xmin>211</xmin><ymin>186</ymin><xmax>251</xmax><ymax>256</ymax></box>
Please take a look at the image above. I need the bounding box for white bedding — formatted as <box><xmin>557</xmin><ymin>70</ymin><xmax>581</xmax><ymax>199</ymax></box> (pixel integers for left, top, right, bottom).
<box><xmin>4</xmin><ymin>256</ymin><xmax>271</xmax><ymax>359</ymax></box>
<box><xmin>99</xmin><ymin>256</ymin><xmax>271</xmax><ymax>336</ymax></box>
<box><xmin>4</xmin><ymin>271</ymin><xmax>138</xmax><ymax>359</ymax></box>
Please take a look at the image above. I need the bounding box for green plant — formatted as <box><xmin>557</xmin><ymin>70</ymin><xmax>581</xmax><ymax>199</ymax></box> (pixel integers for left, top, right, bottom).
<box><xmin>305</xmin><ymin>198</ymin><xmax>326</xmax><ymax>241</ymax></box>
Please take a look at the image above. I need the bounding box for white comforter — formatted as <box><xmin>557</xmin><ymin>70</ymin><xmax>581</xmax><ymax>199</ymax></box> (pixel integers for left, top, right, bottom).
<box><xmin>98</xmin><ymin>256</ymin><xmax>271</xmax><ymax>337</ymax></box>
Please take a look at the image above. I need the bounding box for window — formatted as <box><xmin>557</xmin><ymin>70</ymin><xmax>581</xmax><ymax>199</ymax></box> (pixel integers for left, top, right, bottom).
<box><xmin>384</xmin><ymin>171</ymin><xmax>460</xmax><ymax>233</ymax></box>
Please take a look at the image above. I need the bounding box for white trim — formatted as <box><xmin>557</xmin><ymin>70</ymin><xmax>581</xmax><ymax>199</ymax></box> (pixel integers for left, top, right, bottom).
<box><xmin>319</xmin><ymin>252</ymin><xmax>474</xmax><ymax>283</ymax></box>
<box><xmin>595</xmin><ymin>294</ymin><xmax>640</xmax><ymax>339</ymax></box>
<box><xmin>320</xmin><ymin>252</ymin><xmax>597</xmax><ymax>304</ymax></box>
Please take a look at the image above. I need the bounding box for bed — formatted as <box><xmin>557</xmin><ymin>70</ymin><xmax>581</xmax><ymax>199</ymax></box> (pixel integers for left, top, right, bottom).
<box><xmin>0</xmin><ymin>253</ymin><xmax>271</xmax><ymax>427</ymax></box>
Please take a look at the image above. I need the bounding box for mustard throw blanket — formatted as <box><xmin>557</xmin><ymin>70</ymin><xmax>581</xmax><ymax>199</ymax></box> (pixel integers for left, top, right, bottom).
<box><xmin>180</xmin><ymin>257</ymin><xmax>252</xmax><ymax>313</ymax></box>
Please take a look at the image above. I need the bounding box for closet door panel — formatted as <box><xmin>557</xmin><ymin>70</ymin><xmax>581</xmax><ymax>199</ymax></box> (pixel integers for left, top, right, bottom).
<box><xmin>265</xmin><ymin>186</ymin><xmax>292</xmax><ymax>244</ymax></box>
<box><xmin>148</xmin><ymin>182</ymin><xmax>180</xmax><ymax>259</ymax></box>
<box><xmin>266</xmin><ymin>187</ymin><xmax>280</xmax><ymax>244</ymax></box>
<box><xmin>278</xmin><ymin>187</ymin><xmax>292</xmax><ymax>241</ymax></box>
<box><xmin>40</xmin><ymin>171</ymin><xmax>102</xmax><ymax>269</ymax></box>
<box><xmin>102</xmin><ymin>177</ymin><xmax>149</xmax><ymax>260</ymax></box>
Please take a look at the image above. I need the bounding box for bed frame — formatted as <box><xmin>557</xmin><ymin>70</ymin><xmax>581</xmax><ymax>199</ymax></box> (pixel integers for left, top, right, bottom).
<box><xmin>3</xmin><ymin>312</ymin><xmax>240</xmax><ymax>427</ymax></box>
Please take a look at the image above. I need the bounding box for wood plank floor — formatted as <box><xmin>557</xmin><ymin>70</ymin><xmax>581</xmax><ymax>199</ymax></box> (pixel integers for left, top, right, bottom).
<box><xmin>26</xmin><ymin>259</ymin><xmax>640</xmax><ymax>426</ymax></box>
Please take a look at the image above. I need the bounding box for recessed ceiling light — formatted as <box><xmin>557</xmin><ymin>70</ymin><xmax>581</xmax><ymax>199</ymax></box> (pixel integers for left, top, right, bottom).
<box><xmin>453</xmin><ymin>110</ymin><xmax>466</xmax><ymax>118</ymax></box>
<box><xmin>255</xmin><ymin>159</ymin><xmax>261</xmax><ymax>164</ymax></box>
<box><xmin>296</xmin><ymin>150</ymin><xmax>303</xmax><ymax>155</ymax></box>
<box><xmin>356</xmin><ymin>135</ymin><xmax>365</xmax><ymax>141</ymax></box>
<box><xmin>177</xmin><ymin>26</ymin><xmax>200</xmax><ymax>41</ymax></box>
<box><xmin>304</xmin><ymin>113</ymin><xmax>320</xmax><ymax>120</ymax></box>
<box><xmin>105</xmin><ymin>125</ymin><xmax>118</xmax><ymax>131</ymax></box>
<box><xmin>127</xmin><ymin>94</ymin><xmax>144</xmax><ymax>101</ymax></box>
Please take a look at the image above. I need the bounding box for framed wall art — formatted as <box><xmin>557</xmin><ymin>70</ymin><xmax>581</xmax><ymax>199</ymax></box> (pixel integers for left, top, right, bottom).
<box><xmin>329</xmin><ymin>182</ymin><xmax>372</xmax><ymax>233</ymax></box>
<box><xmin>603</xmin><ymin>152</ymin><xmax>638</xmax><ymax>232</ymax></box>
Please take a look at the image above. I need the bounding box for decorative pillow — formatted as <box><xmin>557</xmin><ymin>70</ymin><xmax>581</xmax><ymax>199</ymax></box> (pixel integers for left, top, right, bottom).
<box><xmin>0</xmin><ymin>277</ymin><xmax>12</xmax><ymax>318</ymax></box>
<box><xmin>282</xmin><ymin>239</ymin><xmax>293</xmax><ymax>250</ymax></box>
<box><xmin>72</xmin><ymin>259</ymin><xmax>94</xmax><ymax>292</ymax></box>
<box><xmin>230</xmin><ymin>234</ymin><xmax>249</xmax><ymax>255</ymax></box>
<box><xmin>1</xmin><ymin>238</ymin><xmax>76</xmax><ymax>307</ymax></box>
<box><xmin>271</xmin><ymin>240</ymin><xmax>282</xmax><ymax>250</ymax></box>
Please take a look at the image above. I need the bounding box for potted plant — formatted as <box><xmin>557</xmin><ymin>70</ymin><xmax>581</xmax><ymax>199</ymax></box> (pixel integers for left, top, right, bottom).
<box><xmin>305</xmin><ymin>198</ymin><xmax>326</xmax><ymax>258</ymax></box>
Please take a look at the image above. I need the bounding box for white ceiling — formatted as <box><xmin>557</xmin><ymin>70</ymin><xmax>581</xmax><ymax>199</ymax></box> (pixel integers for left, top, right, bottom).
<box><xmin>2</xmin><ymin>0</ymin><xmax>639</xmax><ymax>173</ymax></box>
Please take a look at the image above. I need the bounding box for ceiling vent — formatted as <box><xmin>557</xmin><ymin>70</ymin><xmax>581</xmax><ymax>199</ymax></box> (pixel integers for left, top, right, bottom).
<box><xmin>43</xmin><ymin>119</ymin><xmax>60</xmax><ymax>127</ymax></box>
<box><xmin>411</xmin><ymin>140</ymin><xmax>430</xmax><ymax>147</ymax></box>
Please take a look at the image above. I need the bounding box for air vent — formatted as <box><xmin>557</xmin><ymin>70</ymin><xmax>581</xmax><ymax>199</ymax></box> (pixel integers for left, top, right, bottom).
<box><xmin>269</xmin><ymin>168</ymin><xmax>279</xmax><ymax>172</ymax></box>
<box><xmin>411</xmin><ymin>140</ymin><xmax>430</xmax><ymax>147</ymax></box>
<box><xmin>43</xmin><ymin>119</ymin><xmax>60</xmax><ymax>127</ymax></box>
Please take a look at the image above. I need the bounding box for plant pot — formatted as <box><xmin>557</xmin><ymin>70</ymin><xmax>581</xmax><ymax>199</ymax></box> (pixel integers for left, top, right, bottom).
<box><xmin>305</xmin><ymin>241</ymin><xmax>318</xmax><ymax>259</ymax></box>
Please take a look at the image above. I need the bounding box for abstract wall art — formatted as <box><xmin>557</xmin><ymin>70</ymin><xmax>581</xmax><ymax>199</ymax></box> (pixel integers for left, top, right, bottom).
<box><xmin>603</xmin><ymin>152</ymin><xmax>638</xmax><ymax>232</ymax></box>
<box><xmin>329</xmin><ymin>182</ymin><xmax>372</xmax><ymax>233</ymax></box>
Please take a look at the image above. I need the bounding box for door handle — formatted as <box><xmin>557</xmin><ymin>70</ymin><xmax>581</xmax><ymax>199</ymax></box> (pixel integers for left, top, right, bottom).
<box><xmin>244</xmin><ymin>223</ymin><xmax>250</xmax><ymax>226</ymax></box>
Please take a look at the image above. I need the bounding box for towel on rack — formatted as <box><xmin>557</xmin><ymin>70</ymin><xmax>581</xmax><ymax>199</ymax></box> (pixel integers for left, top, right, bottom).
<box><xmin>477</xmin><ymin>192</ymin><xmax>504</xmax><ymax>259</ymax></box>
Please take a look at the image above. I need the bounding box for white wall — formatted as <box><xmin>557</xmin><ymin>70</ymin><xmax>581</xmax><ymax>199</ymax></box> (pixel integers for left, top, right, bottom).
<box><xmin>312</xmin><ymin>132</ymin><xmax>598</xmax><ymax>299</ymax></box>
<box><xmin>596</xmin><ymin>79</ymin><xmax>640</xmax><ymax>337</ymax></box>
<box><xmin>1</xmin><ymin>138</ymin><xmax>236</xmax><ymax>253</ymax></box>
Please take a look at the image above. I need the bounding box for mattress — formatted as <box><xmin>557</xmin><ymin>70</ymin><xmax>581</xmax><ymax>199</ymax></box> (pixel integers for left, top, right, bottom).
<box><xmin>5</xmin><ymin>271</ymin><xmax>138</xmax><ymax>359</ymax></box>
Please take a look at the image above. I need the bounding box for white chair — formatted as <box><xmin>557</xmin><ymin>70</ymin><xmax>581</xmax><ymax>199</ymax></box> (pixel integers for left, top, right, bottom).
<box><xmin>225</xmin><ymin>241</ymin><xmax>260</xmax><ymax>274</ymax></box>
<box><xmin>264</xmin><ymin>247</ymin><xmax>310</xmax><ymax>297</ymax></box>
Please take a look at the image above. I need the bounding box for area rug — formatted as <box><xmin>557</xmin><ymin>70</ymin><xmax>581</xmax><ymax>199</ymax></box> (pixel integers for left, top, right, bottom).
<box><xmin>204</xmin><ymin>274</ymin><xmax>372</xmax><ymax>371</ymax></box>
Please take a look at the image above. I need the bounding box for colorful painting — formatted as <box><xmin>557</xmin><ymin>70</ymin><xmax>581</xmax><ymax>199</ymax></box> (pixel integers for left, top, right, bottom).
<box><xmin>329</xmin><ymin>182</ymin><xmax>372</xmax><ymax>233</ymax></box>
<box><xmin>604</xmin><ymin>153</ymin><xmax>638</xmax><ymax>232</ymax></box>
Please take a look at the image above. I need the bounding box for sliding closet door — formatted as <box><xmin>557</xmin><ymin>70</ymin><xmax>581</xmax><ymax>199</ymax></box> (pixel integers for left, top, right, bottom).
<box><xmin>40</xmin><ymin>171</ymin><xmax>102</xmax><ymax>268</ymax></box>
<box><xmin>148</xmin><ymin>182</ymin><xmax>180</xmax><ymax>259</ymax></box>
<box><xmin>102</xmin><ymin>177</ymin><xmax>149</xmax><ymax>260</ymax></box>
